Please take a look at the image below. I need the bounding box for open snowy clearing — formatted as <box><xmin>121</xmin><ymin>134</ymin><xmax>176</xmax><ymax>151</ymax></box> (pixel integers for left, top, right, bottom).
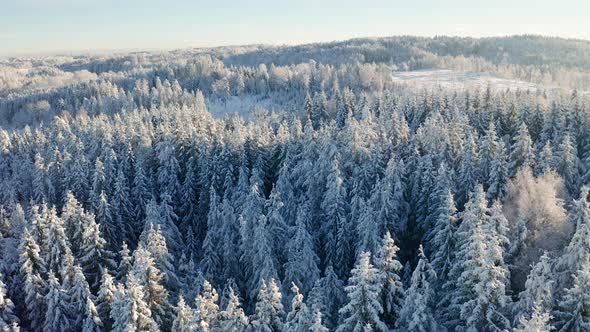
<box><xmin>392</xmin><ymin>69</ymin><xmax>558</xmax><ymax>93</ymax></box>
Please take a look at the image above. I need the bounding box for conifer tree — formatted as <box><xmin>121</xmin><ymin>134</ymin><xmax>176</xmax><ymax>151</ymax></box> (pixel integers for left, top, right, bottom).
<box><xmin>510</xmin><ymin>123</ymin><xmax>535</xmax><ymax>176</ymax></box>
<box><xmin>515</xmin><ymin>252</ymin><xmax>553</xmax><ymax>324</ymax></box>
<box><xmin>249</xmin><ymin>279</ymin><xmax>284</xmax><ymax>332</ymax></box>
<box><xmin>283</xmin><ymin>206</ymin><xmax>320</xmax><ymax>298</ymax></box>
<box><xmin>43</xmin><ymin>272</ymin><xmax>70</xmax><ymax>332</ymax></box>
<box><xmin>195</xmin><ymin>280</ymin><xmax>220</xmax><ymax>331</ymax></box>
<box><xmin>171</xmin><ymin>296</ymin><xmax>197</xmax><ymax>332</ymax></box>
<box><xmin>79</xmin><ymin>215</ymin><xmax>116</xmax><ymax>290</ymax></box>
<box><xmin>514</xmin><ymin>304</ymin><xmax>553</xmax><ymax>332</ymax></box>
<box><xmin>395</xmin><ymin>246</ymin><xmax>438</xmax><ymax>332</ymax></box>
<box><xmin>553</xmin><ymin>258</ymin><xmax>590</xmax><ymax>331</ymax></box>
<box><xmin>96</xmin><ymin>270</ymin><xmax>116</xmax><ymax>331</ymax></box>
<box><xmin>0</xmin><ymin>276</ymin><xmax>18</xmax><ymax>328</ymax></box>
<box><xmin>82</xmin><ymin>297</ymin><xmax>103</xmax><ymax>332</ymax></box>
<box><xmin>337</xmin><ymin>252</ymin><xmax>388</xmax><ymax>332</ymax></box>
<box><xmin>218</xmin><ymin>287</ymin><xmax>249</xmax><ymax>332</ymax></box>
<box><xmin>375</xmin><ymin>232</ymin><xmax>403</xmax><ymax>327</ymax></box>
<box><xmin>19</xmin><ymin>228</ymin><xmax>47</xmax><ymax>332</ymax></box>
<box><xmin>283</xmin><ymin>284</ymin><xmax>312</xmax><ymax>332</ymax></box>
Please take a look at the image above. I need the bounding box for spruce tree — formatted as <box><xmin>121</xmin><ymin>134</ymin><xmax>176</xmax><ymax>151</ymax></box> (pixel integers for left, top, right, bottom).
<box><xmin>43</xmin><ymin>272</ymin><xmax>70</xmax><ymax>332</ymax></box>
<box><xmin>337</xmin><ymin>252</ymin><xmax>388</xmax><ymax>332</ymax></box>
<box><xmin>375</xmin><ymin>232</ymin><xmax>403</xmax><ymax>327</ymax></box>
<box><xmin>283</xmin><ymin>284</ymin><xmax>312</xmax><ymax>332</ymax></box>
<box><xmin>395</xmin><ymin>246</ymin><xmax>438</xmax><ymax>332</ymax></box>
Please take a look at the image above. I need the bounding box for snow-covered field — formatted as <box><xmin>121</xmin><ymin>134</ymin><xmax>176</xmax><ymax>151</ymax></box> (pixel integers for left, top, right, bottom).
<box><xmin>392</xmin><ymin>69</ymin><xmax>548</xmax><ymax>93</ymax></box>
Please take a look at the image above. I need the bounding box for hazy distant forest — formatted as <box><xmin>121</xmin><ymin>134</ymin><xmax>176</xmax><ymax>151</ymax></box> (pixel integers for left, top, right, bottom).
<box><xmin>1</xmin><ymin>35</ymin><xmax>590</xmax><ymax>331</ymax></box>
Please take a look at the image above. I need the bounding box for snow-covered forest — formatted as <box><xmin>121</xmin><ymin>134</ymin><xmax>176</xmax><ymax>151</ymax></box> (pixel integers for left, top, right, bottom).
<box><xmin>1</xmin><ymin>35</ymin><xmax>590</xmax><ymax>331</ymax></box>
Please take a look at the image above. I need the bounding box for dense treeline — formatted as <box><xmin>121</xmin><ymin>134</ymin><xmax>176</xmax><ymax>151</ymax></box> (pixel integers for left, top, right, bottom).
<box><xmin>2</xmin><ymin>35</ymin><xmax>590</xmax><ymax>331</ymax></box>
<box><xmin>3</xmin><ymin>35</ymin><xmax>590</xmax><ymax>128</ymax></box>
<box><xmin>1</xmin><ymin>72</ymin><xmax>590</xmax><ymax>331</ymax></box>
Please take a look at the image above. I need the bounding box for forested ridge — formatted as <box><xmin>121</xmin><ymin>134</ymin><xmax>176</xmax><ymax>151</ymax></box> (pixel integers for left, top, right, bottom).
<box><xmin>1</xmin><ymin>35</ymin><xmax>590</xmax><ymax>331</ymax></box>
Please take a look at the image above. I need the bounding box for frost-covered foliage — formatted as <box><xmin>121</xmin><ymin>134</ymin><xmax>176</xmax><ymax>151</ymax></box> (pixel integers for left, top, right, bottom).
<box><xmin>0</xmin><ymin>35</ymin><xmax>590</xmax><ymax>332</ymax></box>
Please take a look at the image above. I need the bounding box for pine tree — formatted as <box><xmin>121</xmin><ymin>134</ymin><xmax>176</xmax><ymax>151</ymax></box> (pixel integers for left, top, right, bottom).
<box><xmin>82</xmin><ymin>297</ymin><xmax>103</xmax><ymax>332</ymax></box>
<box><xmin>555</xmin><ymin>133</ymin><xmax>580</xmax><ymax>195</ymax></box>
<box><xmin>69</xmin><ymin>265</ymin><xmax>93</xmax><ymax>327</ymax></box>
<box><xmin>395</xmin><ymin>246</ymin><xmax>438</xmax><ymax>332</ymax></box>
<box><xmin>557</xmin><ymin>187</ymin><xmax>590</xmax><ymax>284</ymax></box>
<box><xmin>95</xmin><ymin>190</ymin><xmax>120</xmax><ymax>250</ymax></box>
<box><xmin>515</xmin><ymin>253</ymin><xmax>553</xmax><ymax>324</ymax></box>
<box><xmin>249</xmin><ymin>279</ymin><xmax>284</xmax><ymax>332</ymax></box>
<box><xmin>19</xmin><ymin>228</ymin><xmax>47</xmax><ymax>332</ymax></box>
<box><xmin>510</xmin><ymin>123</ymin><xmax>535</xmax><ymax>176</ymax></box>
<box><xmin>142</xmin><ymin>224</ymin><xmax>179</xmax><ymax>292</ymax></box>
<box><xmin>430</xmin><ymin>190</ymin><xmax>457</xmax><ymax>282</ymax></box>
<box><xmin>307</xmin><ymin>265</ymin><xmax>346</xmax><ymax>329</ymax></box>
<box><xmin>537</xmin><ymin>141</ymin><xmax>554</xmax><ymax>175</ymax></box>
<box><xmin>0</xmin><ymin>276</ymin><xmax>18</xmax><ymax>328</ymax></box>
<box><xmin>514</xmin><ymin>304</ymin><xmax>553</xmax><ymax>332</ymax></box>
<box><xmin>457</xmin><ymin>131</ymin><xmax>480</xmax><ymax>206</ymax></box>
<box><xmin>446</xmin><ymin>185</ymin><xmax>511</xmax><ymax>331</ymax></box>
<box><xmin>553</xmin><ymin>258</ymin><xmax>590</xmax><ymax>331</ymax></box>
<box><xmin>112</xmin><ymin>166</ymin><xmax>134</xmax><ymax>243</ymax></box>
<box><xmin>117</xmin><ymin>242</ymin><xmax>133</xmax><ymax>282</ymax></box>
<box><xmin>111</xmin><ymin>276</ymin><xmax>159</xmax><ymax>332</ymax></box>
<box><xmin>217</xmin><ymin>287</ymin><xmax>249</xmax><ymax>332</ymax></box>
<box><xmin>337</xmin><ymin>252</ymin><xmax>388</xmax><ymax>332</ymax></box>
<box><xmin>96</xmin><ymin>270</ymin><xmax>116</xmax><ymax>331</ymax></box>
<box><xmin>195</xmin><ymin>280</ymin><xmax>220</xmax><ymax>331</ymax></box>
<box><xmin>61</xmin><ymin>192</ymin><xmax>87</xmax><ymax>257</ymax></box>
<box><xmin>201</xmin><ymin>189</ymin><xmax>223</xmax><ymax>286</ymax></box>
<box><xmin>309</xmin><ymin>306</ymin><xmax>329</xmax><ymax>332</ymax></box>
<box><xmin>43</xmin><ymin>272</ymin><xmax>70</xmax><ymax>332</ymax></box>
<box><xmin>375</xmin><ymin>232</ymin><xmax>403</xmax><ymax>327</ymax></box>
<box><xmin>283</xmin><ymin>207</ymin><xmax>320</xmax><ymax>298</ymax></box>
<box><xmin>487</xmin><ymin>138</ymin><xmax>509</xmax><ymax>200</ymax></box>
<box><xmin>78</xmin><ymin>215</ymin><xmax>116</xmax><ymax>290</ymax></box>
<box><xmin>43</xmin><ymin>206</ymin><xmax>73</xmax><ymax>280</ymax></box>
<box><xmin>283</xmin><ymin>284</ymin><xmax>312</xmax><ymax>332</ymax></box>
<box><xmin>131</xmin><ymin>246</ymin><xmax>171</xmax><ymax>329</ymax></box>
<box><xmin>171</xmin><ymin>296</ymin><xmax>197</xmax><ymax>332</ymax></box>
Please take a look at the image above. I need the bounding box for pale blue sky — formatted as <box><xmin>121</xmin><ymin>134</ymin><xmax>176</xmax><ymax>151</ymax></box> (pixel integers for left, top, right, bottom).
<box><xmin>1</xmin><ymin>0</ymin><xmax>589</xmax><ymax>56</ymax></box>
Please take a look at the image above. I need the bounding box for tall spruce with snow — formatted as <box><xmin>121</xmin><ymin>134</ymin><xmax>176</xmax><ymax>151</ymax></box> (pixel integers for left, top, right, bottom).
<box><xmin>321</xmin><ymin>156</ymin><xmax>349</xmax><ymax>270</ymax></box>
<box><xmin>307</xmin><ymin>265</ymin><xmax>346</xmax><ymax>329</ymax></box>
<box><xmin>510</xmin><ymin>123</ymin><xmax>535</xmax><ymax>176</ymax></box>
<box><xmin>553</xmin><ymin>257</ymin><xmax>590</xmax><ymax>331</ymax></box>
<box><xmin>457</xmin><ymin>131</ymin><xmax>480</xmax><ymax>206</ymax></box>
<box><xmin>515</xmin><ymin>252</ymin><xmax>554</xmax><ymax>323</ymax></box>
<box><xmin>283</xmin><ymin>284</ymin><xmax>312</xmax><ymax>332</ymax></box>
<box><xmin>195</xmin><ymin>280</ymin><xmax>221</xmax><ymax>331</ymax></box>
<box><xmin>514</xmin><ymin>304</ymin><xmax>553</xmax><ymax>332</ymax></box>
<box><xmin>375</xmin><ymin>231</ymin><xmax>404</xmax><ymax>327</ymax></box>
<box><xmin>249</xmin><ymin>279</ymin><xmax>285</xmax><ymax>332</ymax></box>
<box><xmin>19</xmin><ymin>228</ymin><xmax>47</xmax><ymax>332</ymax></box>
<box><xmin>43</xmin><ymin>272</ymin><xmax>70</xmax><ymax>332</ymax></box>
<box><xmin>283</xmin><ymin>205</ymin><xmax>320</xmax><ymax>298</ymax></box>
<box><xmin>0</xmin><ymin>276</ymin><xmax>18</xmax><ymax>328</ymax></box>
<box><xmin>96</xmin><ymin>270</ymin><xmax>116</xmax><ymax>330</ymax></box>
<box><xmin>430</xmin><ymin>190</ymin><xmax>457</xmax><ymax>283</ymax></box>
<box><xmin>443</xmin><ymin>185</ymin><xmax>511</xmax><ymax>331</ymax></box>
<box><xmin>395</xmin><ymin>246</ymin><xmax>438</xmax><ymax>332</ymax></box>
<box><xmin>554</xmin><ymin>133</ymin><xmax>580</xmax><ymax>196</ymax></box>
<box><xmin>111</xmin><ymin>276</ymin><xmax>159</xmax><ymax>332</ymax></box>
<box><xmin>78</xmin><ymin>215</ymin><xmax>116</xmax><ymax>290</ymax></box>
<box><xmin>218</xmin><ymin>287</ymin><xmax>249</xmax><ymax>331</ymax></box>
<box><xmin>171</xmin><ymin>296</ymin><xmax>197</xmax><ymax>332</ymax></box>
<box><xmin>337</xmin><ymin>252</ymin><xmax>388</xmax><ymax>332</ymax></box>
<box><xmin>130</xmin><ymin>246</ymin><xmax>171</xmax><ymax>329</ymax></box>
<box><xmin>557</xmin><ymin>186</ymin><xmax>590</xmax><ymax>285</ymax></box>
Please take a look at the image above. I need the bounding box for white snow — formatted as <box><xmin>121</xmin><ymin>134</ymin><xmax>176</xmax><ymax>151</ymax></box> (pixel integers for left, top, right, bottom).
<box><xmin>392</xmin><ymin>69</ymin><xmax>564</xmax><ymax>94</ymax></box>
